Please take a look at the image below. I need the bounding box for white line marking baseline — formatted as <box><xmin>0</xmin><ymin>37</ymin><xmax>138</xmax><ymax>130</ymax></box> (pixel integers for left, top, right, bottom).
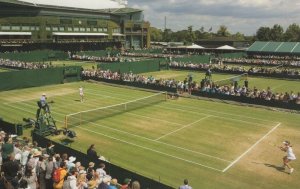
<box><xmin>222</xmin><ymin>122</ymin><xmax>281</xmax><ymax>172</ymax></box>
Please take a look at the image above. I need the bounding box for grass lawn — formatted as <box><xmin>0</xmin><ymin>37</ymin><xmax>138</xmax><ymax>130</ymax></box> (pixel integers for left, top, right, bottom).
<box><xmin>0</xmin><ymin>81</ymin><xmax>299</xmax><ymax>189</ymax></box>
<box><xmin>145</xmin><ymin>70</ymin><xmax>300</xmax><ymax>93</ymax></box>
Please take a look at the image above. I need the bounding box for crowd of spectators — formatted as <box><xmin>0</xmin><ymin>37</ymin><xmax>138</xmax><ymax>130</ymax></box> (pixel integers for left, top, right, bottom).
<box><xmin>81</xmin><ymin>69</ymin><xmax>300</xmax><ymax>106</ymax></box>
<box><xmin>0</xmin><ymin>132</ymin><xmax>140</xmax><ymax>189</ymax></box>
<box><xmin>0</xmin><ymin>59</ymin><xmax>53</xmax><ymax>70</ymax></box>
<box><xmin>71</xmin><ymin>55</ymin><xmax>120</xmax><ymax>63</ymax></box>
<box><xmin>223</xmin><ymin>57</ymin><xmax>300</xmax><ymax>67</ymax></box>
<box><xmin>169</xmin><ymin>61</ymin><xmax>300</xmax><ymax>78</ymax></box>
<box><xmin>121</xmin><ymin>52</ymin><xmax>182</xmax><ymax>59</ymax></box>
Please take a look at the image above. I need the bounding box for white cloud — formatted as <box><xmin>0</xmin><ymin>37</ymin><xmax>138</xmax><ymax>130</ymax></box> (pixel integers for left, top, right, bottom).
<box><xmin>129</xmin><ymin>0</ymin><xmax>300</xmax><ymax>35</ymax></box>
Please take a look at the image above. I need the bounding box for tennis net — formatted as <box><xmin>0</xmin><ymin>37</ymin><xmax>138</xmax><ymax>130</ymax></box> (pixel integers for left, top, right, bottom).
<box><xmin>213</xmin><ymin>73</ymin><xmax>248</xmax><ymax>87</ymax></box>
<box><xmin>65</xmin><ymin>92</ymin><xmax>167</xmax><ymax>129</ymax></box>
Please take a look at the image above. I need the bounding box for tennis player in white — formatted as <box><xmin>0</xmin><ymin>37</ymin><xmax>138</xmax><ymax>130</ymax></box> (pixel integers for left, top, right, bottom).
<box><xmin>79</xmin><ymin>86</ymin><xmax>84</xmax><ymax>102</ymax></box>
<box><xmin>280</xmin><ymin>140</ymin><xmax>296</xmax><ymax>174</ymax></box>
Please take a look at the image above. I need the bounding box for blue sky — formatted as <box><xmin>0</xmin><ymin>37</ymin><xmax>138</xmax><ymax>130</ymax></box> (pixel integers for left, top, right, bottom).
<box><xmin>129</xmin><ymin>0</ymin><xmax>300</xmax><ymax>35</ymax></box>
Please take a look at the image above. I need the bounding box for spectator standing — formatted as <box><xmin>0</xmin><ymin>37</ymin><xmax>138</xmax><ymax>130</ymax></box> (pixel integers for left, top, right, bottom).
<box><xmin>53</xmin><ymin>162</ymin><xmax>68</xmax><ymax>189</ymax></box>
<box><xmin>37</xmin><ymin>155</ymin><xmax>47</xmax><ymax>189</ymax></box>
<box><xmin>179</xmin><ymin>179</ymin><xmax>192</xmax><ymax>189</ymax></box>
<box><xmin>23</xmin><ymin>165</ymin><xmax>38</xmax><ymax>189</ymax></box>
<box><xmin>1</xmin><ymin>153</ymin><xmax>20</xmax><ymax>188</ymax></box>
<box><xmin>87</xmin><ymin>144</ymin><xmax>99</xmax><ymax>160</ymax></box>
<box><xmin>2</xmin><ymin>135</ymin><xmax>14</xmax><ymax>162</ymax></box>
<box><xmin>131</xmin><ymin>181</ymin><xmax>140</xmax><ymax>189</ymax></box>
<box><xmin>45</xmin><ymin>156</ymin><xmax>55</xmax><ymax>189</ymax></box>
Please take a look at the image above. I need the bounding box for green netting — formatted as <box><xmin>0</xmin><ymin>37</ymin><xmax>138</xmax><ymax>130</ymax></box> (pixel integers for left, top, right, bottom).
<box><xmin>98</xmin><ymin>59</ymin><xmax>162</xmax><ymax>74</ymax></box>
<box><xmin>0</xmin><ymin>50</ymin><xmax>68</xmax><ymax>62</ymax></box>
<box><xmin>65</xmin><ymin>92</ymin><xmax>166</xmax><ymax>129</ymax></box>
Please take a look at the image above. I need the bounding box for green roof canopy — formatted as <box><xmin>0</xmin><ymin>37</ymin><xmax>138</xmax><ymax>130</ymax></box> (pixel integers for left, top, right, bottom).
<box><xmin>247</xmin><ymin>41</ymin><xmax>300</xmax><ymax>54</ymax></box>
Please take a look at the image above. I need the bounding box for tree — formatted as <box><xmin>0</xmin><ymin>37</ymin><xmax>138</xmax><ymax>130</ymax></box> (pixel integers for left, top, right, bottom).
<box><xmin>187</xmin><ymin>25</ymin><xmax>196</xmax><ymax>43</ymax></box>
<box><xmin>216</xmin><ymin>25</ymin><xmax>230</xmax><ymax>37</ymax></box>
<box><xmin>232</xmin><ymin>32</ymin><xmax>245</xmax><ymax>41</ymax></box>
<box><xmin>270</xmin><ymin>24</ymin><xmax>284</xmax><ymax>41</ymax></box>
<box><xmin>256</xmin><ymin>26</ymin><xmax>271</xmax><ymax>41</ymax></box>
<box><xmin>149</xmin><ymin>27</ymin><xmax>163</xmax><ymax>42</ymax></box>
<box><xmin>284</xmin><ymin>23</ymin><xmax>300</xmax><ymax>41</ymax></box>
<box><xmin>162</xmin><ymin>29</ymin><xmax>173</xmax><ymax>42</ymax></box>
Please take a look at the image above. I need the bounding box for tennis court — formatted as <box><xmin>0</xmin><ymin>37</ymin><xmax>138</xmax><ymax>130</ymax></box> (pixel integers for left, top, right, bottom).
<box><xmin>1</xmin><ymin>81</ymin><xmax>299</xmax><ymax>189</ymax></box>
<box><xmin>65</xmin><ymin>89</ymin><xmax>280</xmax><ymax>173</ymax></box>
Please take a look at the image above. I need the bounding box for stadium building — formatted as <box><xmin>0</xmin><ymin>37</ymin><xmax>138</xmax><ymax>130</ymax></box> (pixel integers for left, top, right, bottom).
<box><xmin>0</xmin><ymin>0</ymin><xmax>150</xmax><ymax>51</ymax></box>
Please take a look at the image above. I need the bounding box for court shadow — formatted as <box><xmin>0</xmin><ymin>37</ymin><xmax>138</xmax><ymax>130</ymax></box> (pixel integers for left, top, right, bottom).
<box><xmin>60</xmin><ymin>138</ymin><xmax>74</xmax><ymax>146</ymax></box>
<box><xmin>264</xmin><ymin>163</ymin><xmax>288</xmax><ymax>173</ymax></box>
<box><xmin>74</xmin><ymin>99</ymin><xmax>81</xmax><ymax>102</ymax></box>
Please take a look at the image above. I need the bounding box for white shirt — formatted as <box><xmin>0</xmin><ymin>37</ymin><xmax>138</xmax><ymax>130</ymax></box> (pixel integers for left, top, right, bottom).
<box><xmin>79</xmin><ymin>87</ymin><xmax>83</xmax><ymax>95</ymax></box>
<box><xmin>287</xmin><ymin>146</ymin><xmax>296</xmax><ymax>160</ymax></box>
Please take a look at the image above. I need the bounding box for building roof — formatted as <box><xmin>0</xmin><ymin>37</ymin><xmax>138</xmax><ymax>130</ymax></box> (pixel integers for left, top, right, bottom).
<box><xmin>247</xmin><ymin>41</ymin><xmax>300</xmax><ymax>54</ymax></box>
<box><xmin>17</xmin><ymin>0</ymin><xmax>125</xmax><ymax>9</ymax></box>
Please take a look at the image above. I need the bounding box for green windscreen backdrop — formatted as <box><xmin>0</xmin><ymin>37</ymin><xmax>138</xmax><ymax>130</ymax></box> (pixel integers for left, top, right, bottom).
<box><xmin>98</xmin><ymin>59</ymin><xmax>163</xmax><ymax>74</ymax></box>
<box><xmin>0</xmin><ymin>66</ymin><xmax>82</xmax><ymax>91</ymax></box>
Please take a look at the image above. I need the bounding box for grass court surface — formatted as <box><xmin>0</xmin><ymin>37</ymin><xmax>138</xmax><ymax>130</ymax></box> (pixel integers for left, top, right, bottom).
<box><xmin>0</xmin><ymin>81</ymin><xmax>299</xmax><ymax>189</ymax></box>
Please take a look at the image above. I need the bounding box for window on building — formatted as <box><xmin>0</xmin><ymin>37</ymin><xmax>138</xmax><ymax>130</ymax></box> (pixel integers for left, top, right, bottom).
<box><xmin>21</xmin><ymin>26</ymin><xmax>30</xmax><ymax>31</ymax></box>
<box><xmin>1</xmin><ymin>26</ymin><xmax>10</xmax><ymax>30</ymax></box>
<box><xmin>113</xmin><ymin>28</ymin><xmax>120</xmax><ymax>33</ymax></box>
<box><xmin>74</xmin><ymin>27</ymin><xmax>79</xmax><ymax>32</ymax></box>
<box><xmin>80</xmin><ymin>27</ymin><xmax>86</xmax><ymax>32</ymax></box>
<box><xmin>11</xmin><ymin>26</ymin><xmax>21</xmax><ymax>31</ymax></box>
<box><xmin>59</xmin><ymin>27</ymin><xmax>64</xmax><ymax>31</ymax></box>
<box><xmin>103</xmin><ymin>28</ymin><xmax>108</xmax><ymax>32</ymax></box>
<box><xmin>30</xmin><ymin>26</ymin><xmax>36</xmax><ymax>31</ymax></box>
<box><xmin>93</xmin><ymin>28</ymin><xmax>98</xmax><ymax>32</ymax></box>
<box><xmin>86</xmin><ymin>28</ymin><xmax>91</xmax><ymax>32</ymax></box>
<box><xmin>87</xmin><ymin>20</ymin><xmax>97</xmax><ymax>26</ymax></box>
<box><xmin>98</xmin><ymin>28</ymin><xmax>103</xmax><ymax>32</ymax></box>
<box><xmin>46</xmin><ymin>27</ymin><xmax>51</xmax><ymax>31</ymax></box>
<box><xmin>67</xmin><ymin>27</ymin><xmax>73</xmax><ymax>32</ymax></box>
<box><xmin>36</xmin><ymin>26</ymin><xmax>40</xmax><ymax>31</ymax></box>
<box><xmin>52</xmin><ymin>27</ymin><xmax>59</xmax><ymax>31</ymax></box>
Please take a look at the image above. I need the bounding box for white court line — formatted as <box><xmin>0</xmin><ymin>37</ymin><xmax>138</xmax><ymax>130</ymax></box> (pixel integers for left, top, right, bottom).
<box><xmin>77</xmin><ymin>126</ymin><xmax>224</xmax><ymax>172</ymax></box>
<box><xmin>155</xmin><ymin>115</ymin><xmax>212</xmax><ymax>141</ymax></box>
<box><xmin>3</xmin><ymin>91</ymin><xmax>78</xmax><ymax>105</ymax></box>
<box><xmin>83</xmin><ymin>89</ymin><xmax>271</xmax><ymax>128</ymax></box>
<box><xmin>5</xmin><ymin>100</ymin><xmax>231</xmax><ymax>162</ymax></box>
<box><xmin>222</xmin><ymin>122</ymin><xmax>281</xmax><ymax>172</ymax></box>
<box><xmin>75</xmin><ymin>117</ymin><xmax>231</xmax><ymax>162</ymax></box>
<box><xmin>86</xmin><ymin>88</ymin><xmax>280</xmax><ymax>124</ymax></box>
<box><xmin>125</xmin><ymin>112</ymin><xmax>183</xmax><ymax>126</ymax></box>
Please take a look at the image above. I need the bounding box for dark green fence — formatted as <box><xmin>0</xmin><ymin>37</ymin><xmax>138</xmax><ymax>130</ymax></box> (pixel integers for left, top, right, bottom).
<box><xmin>98</xmin><ymin>60</ymin><xmax>163</xmax><ymax>74</ymax></box>
<box><xmin>32</xmin><ymin>132</ymin><xmax>174</xmax><ymax>189</ymax></box>
<box><xmin>0</xmin><ymin>50</ymin><xmax>68</xmax><ymax>62</ymax></box>
<box><xmin>0</xmin><ymin>66</ymin><xmax>81</xmax><ymax>91</ymax></box>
